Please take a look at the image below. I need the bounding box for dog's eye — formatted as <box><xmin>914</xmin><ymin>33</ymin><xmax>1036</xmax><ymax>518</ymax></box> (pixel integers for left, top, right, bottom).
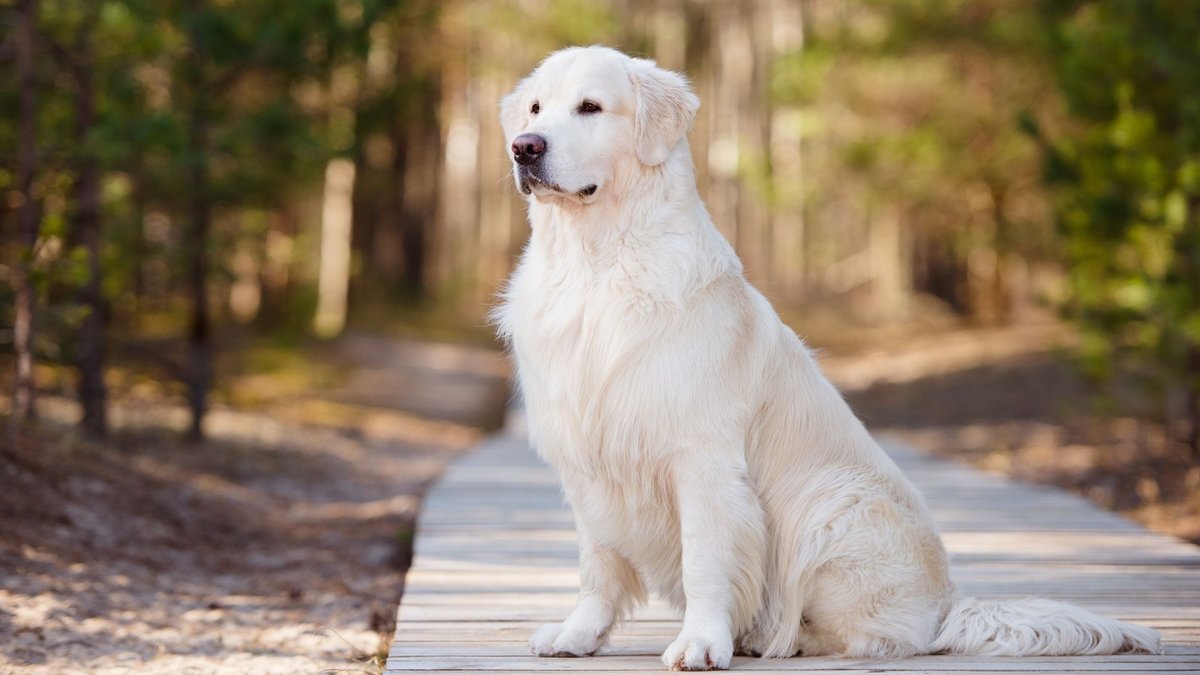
<box><xmin>578</xmin><ymin>100</ymin><xmax>602</xmax><ymax>114</ymax></box>
<box><xmin>531</xmin><ymin>102</ymin><xmax>540</xmax><ymax>114</ymax></box>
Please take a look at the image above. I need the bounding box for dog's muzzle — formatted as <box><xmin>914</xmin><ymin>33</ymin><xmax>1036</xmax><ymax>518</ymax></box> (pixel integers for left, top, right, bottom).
<box><xmin>511</xmin><ymin>134</ymin><xmax>598</xmax><ymax>198</ymax></box>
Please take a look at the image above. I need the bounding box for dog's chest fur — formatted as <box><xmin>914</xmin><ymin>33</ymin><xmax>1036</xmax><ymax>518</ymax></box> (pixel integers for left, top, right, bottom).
<box><xmin>497</xmin><ymin>226</ymin><xmax>727</xmax><ymax>577</ymax></box>
<box><xmin>502</xmin><ymin>241</ymin><xmax>671</xmax><ymax>468</ymax></box>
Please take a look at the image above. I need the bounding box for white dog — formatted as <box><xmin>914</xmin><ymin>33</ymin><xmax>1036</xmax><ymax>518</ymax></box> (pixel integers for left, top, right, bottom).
<box><xmin>494</xmin><ymin>45</ymin><xmax>1160</xmax><ymax>671</ymax></box>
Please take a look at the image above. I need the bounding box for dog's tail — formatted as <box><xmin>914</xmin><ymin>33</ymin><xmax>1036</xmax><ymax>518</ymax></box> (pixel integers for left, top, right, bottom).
<box><xmin>930</xmin><ymin>596</ymin><xmax>1161</xmax><ymax>656</ymax></box>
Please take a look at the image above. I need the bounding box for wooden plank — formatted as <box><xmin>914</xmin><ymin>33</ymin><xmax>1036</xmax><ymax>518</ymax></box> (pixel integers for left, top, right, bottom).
<box><xmin>387</xmin><ymin>655</ymin><xmax>1200</xmax><ymax>672</ymax></box>
<box><xmin>390</xmin><ymin>622</ymin><xmax>1200</xmax><ymax>646</ymax></box>
<box><xmin>391</xmin><ymin>646</ymin><xmax>1200</xmax><ymax>659</ymax></box>
<box><xmin>386</xmin><ymin>431</ymin><xmax>1200</xmax><ymax>674</ymax></box>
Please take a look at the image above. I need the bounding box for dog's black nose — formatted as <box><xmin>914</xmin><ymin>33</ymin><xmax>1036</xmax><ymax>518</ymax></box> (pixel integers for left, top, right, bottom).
<box><xmin>512</xmin><ymin>133</ymin><xmax>547</xmax><ymax>166</ymax></box>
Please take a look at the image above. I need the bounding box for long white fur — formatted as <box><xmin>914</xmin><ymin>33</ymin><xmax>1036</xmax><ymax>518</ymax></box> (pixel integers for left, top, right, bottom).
<box><xmin>494</xmin><ymin>45</ymin><xmax>1161</xmax><ymax>671</ymax></box>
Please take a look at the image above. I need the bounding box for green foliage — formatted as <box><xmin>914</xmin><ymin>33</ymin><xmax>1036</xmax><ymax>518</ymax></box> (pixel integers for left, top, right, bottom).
<box><xmin>0</xmin><ymin>0</ymin><xmax>453</xmax><ymax>434</ymax></box>
<box><xmin>0</xmin><ymin>0</ymin><xmax>433</xmax><ymax>325</ymax></box>
<box><xmin>1035</xmin><ymin>1</ymin><xmax>1200</xmax><ymax>416</ymax></box>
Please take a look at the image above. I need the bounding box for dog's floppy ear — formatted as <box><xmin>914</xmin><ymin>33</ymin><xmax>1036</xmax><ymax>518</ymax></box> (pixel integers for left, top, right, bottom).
<box><xmin>499</xmin><ymin>75</ymin><xmax>533</xmax><ymax>140</ymax></box>
<box><xmin>628</xmin><ymin>58</ymin><xmax>700</xmax><ymax>166</ymax></box>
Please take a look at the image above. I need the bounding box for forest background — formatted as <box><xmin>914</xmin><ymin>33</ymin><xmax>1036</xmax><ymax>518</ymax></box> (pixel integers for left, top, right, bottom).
<box><xmin>2</xmin><ymin>0</ymin><xmax>1196</xmax><ymax>448</ymax></box>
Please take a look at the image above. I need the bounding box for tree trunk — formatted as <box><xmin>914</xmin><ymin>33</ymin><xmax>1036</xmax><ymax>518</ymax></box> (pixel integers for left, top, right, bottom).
<box><xmin>256</xmin><ymin>207</ymin><xmax>296</xmax><ymax>327</ymax></box>
<box><xmin>12</xmin><ymin>0</ymin><xmax>39</xmax><ymax>424</ymax></box>
<box><xmin>1186</xmin><ymin>347</ymin><xmax>1200</xmax><ymax>460</ymax></box>
<box><xmin>391</xmin><ymin>37</ymin><xmax>436</xmax><ymax>300</ymax></box>
<box><xmin>186</xmin><ymin>120</ymin><xmax>212</xmax><ymax>442</ymax></box>
<box><xmin>72</xmin><ymin>29</ymin><xmax>108</xmax><ymax>437</ymax></box>
<box><xmin>185</xmin><ymin>1</ymin><xmax>212</xmax><ymax>442</ymax></box>
<box><xmin>399</xmin><ymin>103</ymin><xmax>439</xmax><ymax>299</ymax></box>
<box><xmin>314</xmin><ymin>158</ymin><xmax>356</xmax><ymax>338</ymax></box>
<box><xmin>1190</xmin><ymin>200</ymin><xmax>1200</xmax><ymax>460</ymax></box>
<box><xmin>129</xmin><ymin>160</ymin><xmax>147</xmax><ymax>325</ymax></box>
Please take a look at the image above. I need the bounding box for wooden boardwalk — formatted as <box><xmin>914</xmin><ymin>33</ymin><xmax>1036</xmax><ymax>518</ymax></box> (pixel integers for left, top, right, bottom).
<box><xmin>386</xmin><ymin>429</ymin><xmax>1200</xmax><ymax>674</ymax></box>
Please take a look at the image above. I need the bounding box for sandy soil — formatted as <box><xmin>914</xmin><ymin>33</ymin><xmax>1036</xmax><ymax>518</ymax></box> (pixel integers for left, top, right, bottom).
<box><xmin>826</xmin><ymin>321</ymin><xmax>1200</xmax><ymax>545</ymax></box>
<box><xmin>0</xmin><ymin>337</ymin><xmax>505</xmax><ymax>675</ymax></box>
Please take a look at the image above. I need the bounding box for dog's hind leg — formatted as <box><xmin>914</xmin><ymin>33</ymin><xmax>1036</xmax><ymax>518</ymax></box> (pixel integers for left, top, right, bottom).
<box><xmin>800</xmin><ymin>528</ymin><xmax>952</xmax><ymax>658</ymax></box>
<box><xmin>530</xmin><ymin>536</ymin><xmax>644</xmax><ymax>657</ymax></box>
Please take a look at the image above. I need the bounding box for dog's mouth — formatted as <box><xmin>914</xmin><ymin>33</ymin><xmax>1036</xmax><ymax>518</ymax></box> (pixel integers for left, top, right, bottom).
<box><xmin>519</xmin><ymin>173</ymin><xmax>598</xmax><ymax>199</ymax></box>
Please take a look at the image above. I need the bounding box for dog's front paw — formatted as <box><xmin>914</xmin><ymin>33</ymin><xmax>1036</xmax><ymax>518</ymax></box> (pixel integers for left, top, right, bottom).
<box><xmin>662</xmin><ymin>628</ymin><xmax>733</xmax><ymax>671</ymax></box>
<box><xmin>530</xmin><ymin>622</ymin><xmax>603</xmax><ymax>657</ymax></box>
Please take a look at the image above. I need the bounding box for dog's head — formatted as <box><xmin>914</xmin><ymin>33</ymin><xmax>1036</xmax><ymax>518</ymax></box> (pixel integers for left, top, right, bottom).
<box><xmin>500</xmin><ymin>46</ymin><xmax>700</xmax><ymax>206</ymax></box>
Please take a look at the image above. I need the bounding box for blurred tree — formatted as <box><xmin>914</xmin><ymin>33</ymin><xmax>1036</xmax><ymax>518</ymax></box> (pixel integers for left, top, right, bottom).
<box><xmin>776</xmin><ymin>0</ymin><xmax>1057</xmax><ymax>322</ymax></box>
<box><xmin>318</xmin><ymin>0</ymin><xmax>419</xmax><ymax>333</ymax></box>
<box><xmin>418</xmin><ymin>0</ymin><xmax>1060</xmax><ymax>326</ymax></box>
<box><xmin>180</xmin><ymin>0</ymin><xmax>214</xmax><ymax>441</ymax></box>
<box><xmin>11</xmin><ymin>0</ymin><xmax>40</xmax><ymax>424</ymax></box>
<box><xmin>32</xmin><ymin>0</ymin><xmax>191</xmax><ymax>436</ymax></box>
<box><xmin>68</xmin><ymin>8</ymin><xmax>107</xmax><ymax>436</ymax></box>
<box><xmin>1033</xmin><ymin>0</ymin><xmax>1200</xmax><ymax>454</ymax></box>
<box><xmin>41</xmin><ymin>1</ymin><xmax>107</xmax><ymax>435</ymax></box>
<box><xmin>2</xmin><ymin>0</ymin><xmax>402</xmax><ymax>438</ymax></box>
<box><xmin>162</xmin><ymin>0</ymin><xmax>366</xmax><ymax>438</ymax></box>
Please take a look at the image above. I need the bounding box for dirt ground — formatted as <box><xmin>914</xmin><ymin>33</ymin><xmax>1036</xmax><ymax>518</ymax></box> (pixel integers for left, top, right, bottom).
<box><xmin>0</xmin><ymin>337</ymin><xmax>506</xmax><ymax>675</ymax></box>
<box><xmin>823</xmin><ymin>320</ymin><xmax>1200</xmax><ymax>546</ymax></box>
